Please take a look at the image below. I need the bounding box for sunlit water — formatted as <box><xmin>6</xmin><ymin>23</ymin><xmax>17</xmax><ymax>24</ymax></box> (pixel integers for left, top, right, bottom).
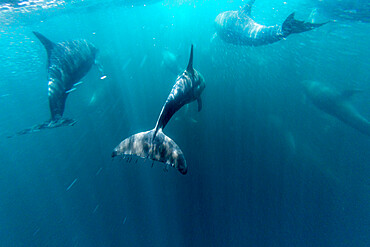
<box><xmin>0</xmin><ymin>0</ymin><xmax>369</xmax><ymax>246</ymax></box>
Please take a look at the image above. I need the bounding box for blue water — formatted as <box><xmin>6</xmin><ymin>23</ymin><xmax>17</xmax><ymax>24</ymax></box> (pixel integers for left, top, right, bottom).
<box><xmin>0</xmin><ymin>0</ymin><xmax>369</xmax><ymax>246</ymax></box>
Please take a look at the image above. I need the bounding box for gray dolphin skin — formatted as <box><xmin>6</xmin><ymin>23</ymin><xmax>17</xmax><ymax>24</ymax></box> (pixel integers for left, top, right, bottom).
<box><xmin>112</xmin><ymin>45</ymin><xmax>205</xmax><ymax>175</ymax></box>
<box><xmin>302</xmin><ymin>80</ymin><xmax>370</xmax><ymax>136</ymax></box>
<box><xmin>112</xmin><ymin>129</ymin><xmax>187</xmax><ymax>175</ymax></box>
<box><xmin>7</xmin><ymin>32</ymin><xmax>97</xmax><ymax>138</ymax></box>
<box><xmin>153</xmin><ymin>44</ymin><xmax>205</xmax><ymax>140</ymax></box>
<box><xmin>215</xmin><ymin>0</ymin><xmax>327</xmax><ymax>46</ymax></box>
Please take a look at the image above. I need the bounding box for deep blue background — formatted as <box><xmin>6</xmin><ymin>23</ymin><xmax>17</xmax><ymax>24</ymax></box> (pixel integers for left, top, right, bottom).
<box><xmin>0</xmin><ymin>0</ymin><xmax>369</xmax><ymax>246</ymax></box>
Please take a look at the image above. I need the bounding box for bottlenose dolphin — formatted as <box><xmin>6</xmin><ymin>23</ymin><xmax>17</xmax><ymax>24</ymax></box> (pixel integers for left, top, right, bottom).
<box><xmin>112</xmin><ymin>45</ymin><xmax>205</xmax><ymax>175</ymax></box>
<box><xmin>161</xmin><ymin>49</ymin><xmax>182</xmax><ymax>76</ymax></box>
<box><xmin>112</xmin><ymin>129</ymin><xmax>187</xmax><ymax>175</ymax></box>
<box><xmin>309</xmin><ymin>0</ymin><xmax>370</xmax><ymax>23</ymax></box>
<box><xmin>153</xmin><ymin>45</ymin><xmax>205</xmax><ymax>140</ymax></box>
<box><xmin>301</xmin><ymin>80</ymin><xmax>370</xmax><ymax>136</ymax></box>
<box><xmin>214</xmin><ymin>0</ymin><xmax>328</xmax><ymax>46</ymax></box>
<box><xmin>7</xmin><ymin>32</ymin><xmax>98</xmax><ymax>138</ymax></box>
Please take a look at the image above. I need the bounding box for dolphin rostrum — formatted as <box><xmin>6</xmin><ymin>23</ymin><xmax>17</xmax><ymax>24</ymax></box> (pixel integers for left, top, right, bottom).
<box><xmin>112</xmin><ymin>45</ymin><xmax>205</xmax><ymax>174</ymax></box>
<box><xmin>215</xmin><ymin>0</ymin><xmax>328</xmax><ymax>46</ymax></box>
<box><xmin>8</xmin><ymin>32</ymin><xmax>98</xmax><ymax>138</ymax></box>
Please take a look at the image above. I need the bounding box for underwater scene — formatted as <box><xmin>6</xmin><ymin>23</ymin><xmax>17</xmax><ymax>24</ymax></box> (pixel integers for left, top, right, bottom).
<box><xmin>0</xmin><ymin>0</ymin><xmax>369</xmax><ymax>246</ymax></box>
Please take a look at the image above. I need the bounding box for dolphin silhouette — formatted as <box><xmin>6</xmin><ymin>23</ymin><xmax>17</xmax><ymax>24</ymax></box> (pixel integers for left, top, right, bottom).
<box><xmin>112</xmin><ymin>45</ymin><xmax>205</xmax><ymax>174</ymax></box>
<box><xmin>215</xmin><ymin>0</ymin><xmax>328</xmax><ymax>46</ymax></box>
<box><xmin>302</xmin><ymin>80</ymin><xmax>370</xmax><ymax>136</ymax></box>
<box><xmin>153</xmin><ymin>44</ymin><xmax>205</xmax><ymax>140</ymax></box>
<box><xmin>8</xmin><ymin>32</ymin><xmax>98</xmax><ymax>138</ymax></box>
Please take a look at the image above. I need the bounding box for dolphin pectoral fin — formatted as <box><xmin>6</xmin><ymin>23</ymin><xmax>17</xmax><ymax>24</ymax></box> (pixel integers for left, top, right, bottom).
<box><xmin>33</xmin><ymin>31</ymin><xmax>55</xmax><ymax>59</ymax></box>
<box><xmin>282</xmin><ymin>12</ymin><xmax>328</xmax><ymax>36</ymax></box>
<box><xmin>112</xmin><ymin>130</ymin><xmax>187</xmax><ymax>175</ymax></box>
<box><xmin>197</xmin><ymin>97</ymin><xmax>202</xmax><ymax>112</ymax></box>
<box><xmin>340</xmin><ymin>89</ymin><xmax>363</xmax><ymax>101</ymax></box>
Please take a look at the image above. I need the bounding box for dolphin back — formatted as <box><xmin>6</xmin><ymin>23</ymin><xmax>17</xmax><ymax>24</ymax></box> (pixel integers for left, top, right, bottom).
<box><xmin>112</xmin><ymin>129</ymin><xmax>187</xmax><ymax>175</ymax></box>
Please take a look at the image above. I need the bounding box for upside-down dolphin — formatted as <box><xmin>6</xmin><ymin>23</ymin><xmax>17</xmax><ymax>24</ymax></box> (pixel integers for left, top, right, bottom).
<box><xmin>112</xmin><ymin>45</ymin><xmax>205</xmax><ymax>174</ymax></box>
<box><xmin>214</xmin><ymin>0</ymin><xmax>328</xmax><ymax>46</ymax></box>
<box><xmin>7</xmin><ymin>32</ymin><xmax>98</xmax><ymax>138</ymax></box>
<box><xmin>301</xmin><ymin>80</ymin><xmax>370</xmax><ymax>136</ymax></box>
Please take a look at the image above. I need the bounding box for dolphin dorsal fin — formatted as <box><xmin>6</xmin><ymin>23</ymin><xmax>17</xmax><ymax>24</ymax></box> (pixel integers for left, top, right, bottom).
<box><xmin>340</xmin><ymin>89</ymin><xmax>363</xmax><ymax>101</ymax></box>
<box><xmin>33</xmin><ymin>31</ymin><xmax>55</xmax><ymax>59</ymax></box>
<box><xmin>240</xmin><ymin>0</ymin><xmax>255</xmax><ymax>16</ymax></box>
<box><xmin>186</xmin><ymin>44</ymin><xmax>194</xmax><ymax>74</ymax></box>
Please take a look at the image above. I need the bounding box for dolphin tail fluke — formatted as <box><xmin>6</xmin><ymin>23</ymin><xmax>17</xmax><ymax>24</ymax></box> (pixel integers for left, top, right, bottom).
<box><xmin>282</xmin><ymin>13</ymin><xmax>328</xmax><ymax>37</ymax></box>
<box><xmin>33</xmin><ymin>31</ymin><xmax>55</xmax><ymax>58</ymax></box>
<box><xmin>112</xmin><ymin>129</ymin><xmax>187</xmax><ymax>174</ymax></box>
<box><xmin>7</xmin><ymin>118</ymin><xmax>76</xmax><ymax>138</ymax></box>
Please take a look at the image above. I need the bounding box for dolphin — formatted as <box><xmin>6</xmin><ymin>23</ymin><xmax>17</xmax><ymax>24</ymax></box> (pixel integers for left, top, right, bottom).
<box><xmin>112</xmin><ymin>129</ymin><xmax>187</xmax><ymax>175</ymax></box>
<box><xmin>153</xmin><ymin>44</ymin><xmax>205</xmax><ymax>140</ymax></box>
<box><xmin>112</xmin><ymin>45</ymin><xmax>205</xmax><ymax>175</ymax></box>
<box><xmin>161</xmin><ymin>49</ymin><xmax>182</xmax><ymax>76</ymax></box>
<box><xmin>214</xmin><ymin>0</ymin><xmax>328</xmax><ymax>46</ymax></box>
<box><xmin>301</xmin><ymin>80</ymin><xmax>370</xmax><ymax>136</ymax></box>
<box><xmin>309</xmin><ymin>0</ymin><xmax>370</xmax><ymax>23</ymax></box>
<box><xmin>7</xmin><ymin>32</ymin><xmax>98</xmax><ymax>138</ymax></box>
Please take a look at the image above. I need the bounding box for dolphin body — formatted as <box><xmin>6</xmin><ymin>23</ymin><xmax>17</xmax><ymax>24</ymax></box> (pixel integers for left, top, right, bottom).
<box><xmin>8</xmin><ymin>32</ymin><xmax>97</xmax><ymax>138</ymax></box>
<box><xmin>214</xmin><ymin>0</ymin><xmax>327</xmax><ymax>46</ymax></box>
<box><xmin>161</xmin><ymin>50</ymin><xmax>182</xmax><ymax>76</ymax></box>
<box><xmin>302</xmin><ymin>80</ymin><xmax>370</xmax><ymax>136</ymax></box>
<box><xmin>309</xmin><ymin>0</ymin><xmax>370</xmax><ymax>23</ymax></box>
<box><xmin>112</xmin><ymin>45</ymin><xmax>205</xmax><ymax>175</ymax></box>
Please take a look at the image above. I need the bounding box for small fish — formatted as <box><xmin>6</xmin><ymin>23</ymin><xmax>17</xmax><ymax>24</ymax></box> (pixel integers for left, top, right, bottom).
<box><xmin>139</xmin><ymin>54</ymin><xmax>147</xmax><ymax>68</ymax></box>
<box><xmin>33</xmin><ymin>228</ymin><xmax>40</xmax><ymax>237</ymax></box>
<box><xmin>93</xmin><ymin>205</ymin><xmax>99</xmax><ymax>213</ymax></box>
<box><xmin>65</xmin><ymin>88</ymin><xmax>77</xmax><ymax>94</ymax></box>
<box><xmin>66</xmin><ymin>178</ymin><xmax>78</xmax><ymax>191</ymax></box>
<box><xmin>100</xmin><ymin>75</ymin><xmax>107</xmax><ymax>80</ymax></box>
<box><xmin>121</xmin><ymin>58</ymin><xmax>132</xmax><ymax>71</ymax></box>
<box><xmin>73</xmin><ymin>81</ymin><xmax>84</xmax><ymax>86</ymax></box>
<box><xmin>96</xmin><ymin>167</ymin><xmax>103</xmax><ymax>176</ymax></box>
